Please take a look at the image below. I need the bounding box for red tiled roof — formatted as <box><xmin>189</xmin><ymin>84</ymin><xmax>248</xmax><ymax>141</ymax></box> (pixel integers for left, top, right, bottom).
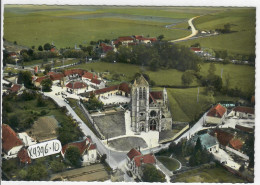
<box><xmin>9</xmin><ymin>84</ymin><xmax>21</xmax><ymax>93</ymax></box>
<box><xmin>119</xmin><ymin>82</ymin><xmax>130</xmax><ymax>93</ymax></box>
<box><xmin>134</xmin><ymin>35</ymin><xmax>143</xmax><ymax>39</ymax></box>
<box><xmin>212</xmin><ymin>129</ymin><xmax>234</xmax><ymax>146</ymax></box>
<box><xmin>134</xmin><ymin>154</ymin><xmax>156</xmax><ymax>167</ymax></box>
<box><xmin>190</xmin><ymin>47</ymin><xmax>201</xmax><ymax>52</ymax></box>
<box><xmin>2</xmin><ymin>124</ymin><xmax>23</xmax><ymax>152</ymax></box>
<box><xmin>91</xmin><ymin>78</ymin><xmax>101</xmax><ymax>85</ymax></box>
<box><xmin>229</xmin><ymin>139</ymin><xmax>243</xmax><ymax>150</ymax></box>
<box><xmin>118</xmin><ymin>36</ymin><xmax>134</xmax><ymax>41</ymax></box>
<box><xmin>207</xmin><ymin>104</ymin><xmax>227</xmax><ymax>118</ymax></box>
<box><xmin>18</xmin><ymin>148</ymin><xmax>31</xmax><ymax>164</ymax></box>
<box><xmin>66</xmin><ymin>81</ymin><xmax>87</xmax><ymax>89</ymax></box>
<box><xmin>61</xmin><ymin>137</ymin><xmax>95</xmax><ymax>156</ymax></box>
<box><xmin>149</xmin><ymin>38</ymin><xmax>157</xmax><ymax>42</ymax></box>
<box><xmin>94</xmin><ymin>85</ymin><xmax>119</xmax><ymax>95</ymax></box>
<box><xmin>83</xmin><ymin>72</ymin><xmax>97</xmax><ymax>80</ymax></box>
<box><xmin>35</xmin><ymin>76</ymin><xmax>48</xmax><ymax>83</ymax></box>
<box><xmin>233</xmin><ymin>106</ymin><xmax>254</xmax><ymax>115</ymax></box>
<box><xmin>149</xmin><ymin>93</ymin><xmax>156</xmax><ymax>103</ymax></box>
<box><xmin>50</xmin><ymin>73</ymin><xmax>64</xmax><ymax>81</ymax></box>
<box><xmin>150</xmin><ymin>91</ymin><xmax>163</xmax><ymax>100</ymax></box>
<box><xmin>64</xmin><ymin>69</ymin><xmax>85</xmax><ymax>77</ymax></box>
<box><xmin>50</xmin><ymin>48</ymin><xmax>56</xmax><ymax>52</ymax></box>
<box><xmin>127</xmin><ymin>148</ymin><xmax>141</xmax><ymax>160</ymax></box>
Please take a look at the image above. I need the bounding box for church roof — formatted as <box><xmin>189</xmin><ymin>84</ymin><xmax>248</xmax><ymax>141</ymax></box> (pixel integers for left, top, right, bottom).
<box><xmin>133</xmin><ymin>75</ymin><xmax>149</xmax><ymax>86</ymax></box>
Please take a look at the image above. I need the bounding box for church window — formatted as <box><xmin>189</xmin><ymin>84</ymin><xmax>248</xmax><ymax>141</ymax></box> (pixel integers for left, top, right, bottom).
<box><xmin>139</xmin><ymin>87</ymin><xmax>142</xmax><ymax>99</ymax></box>
<box><xmin>143</xmin><ymin>87</ymin><xmax>146</xmax><ymax>99</ymax></box>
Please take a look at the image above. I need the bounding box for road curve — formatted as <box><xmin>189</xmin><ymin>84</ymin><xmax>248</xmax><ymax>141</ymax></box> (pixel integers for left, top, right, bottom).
<box><xmin>170</xmin><ymin>16</ymin><xmax>200</xmax><ymax>43</ymax></box>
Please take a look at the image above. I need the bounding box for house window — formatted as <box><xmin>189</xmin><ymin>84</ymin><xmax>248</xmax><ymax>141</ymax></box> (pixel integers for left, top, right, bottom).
<box><xmin>143</xmin><ymin>87</ymin><xmax>146</xmax><ymax>99</ymax></box>
<box><xmin>91</xmin><ymin>154</ymin><xmax>94</xmax><ymax>158</ymax></box>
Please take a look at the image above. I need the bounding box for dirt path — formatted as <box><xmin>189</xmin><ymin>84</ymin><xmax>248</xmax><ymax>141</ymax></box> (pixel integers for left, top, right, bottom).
<box><xmin>170</xmin><ymin>16</ymin><xmax>200</xmax><ymax>43</ymax></box>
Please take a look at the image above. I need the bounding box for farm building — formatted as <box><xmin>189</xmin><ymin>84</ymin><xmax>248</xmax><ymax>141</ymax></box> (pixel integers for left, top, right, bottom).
<box><xmin>61</xmin><ymin>136</ymin><xmax>97</xmax><ymax>166</ymax></box>
<box><xmin>229</xmin><ymin>106</ymin><xmax>254</xmax><ymax>119</ymax></box>
<box><xmin>205</xmin><ymin>104</ymin><xmax>227</xmax><ymax>126</ymax></box>
<box><xmin>66</xmin><ymin>81</ymin><xmax>88</xmax><ymax>94</ymax></box>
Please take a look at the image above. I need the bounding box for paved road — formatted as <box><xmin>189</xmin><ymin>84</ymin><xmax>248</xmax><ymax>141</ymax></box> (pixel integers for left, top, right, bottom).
<box><xmin>170</xmin><ymin>16</ymin><xmax>200</xmax><ymax>43</ymax></box>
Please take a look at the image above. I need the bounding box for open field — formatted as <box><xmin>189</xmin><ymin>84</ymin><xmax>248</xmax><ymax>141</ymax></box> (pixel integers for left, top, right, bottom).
<box><xmin>69</xmin><ymin>61</ymin><xmax>254</xmax><ymax>92</ymax></box>
<box><xmin>167</xmin><ymin>87</ymin><xmax>240</xmax><ymax>122</ymax></box>
<box><xmin>156</xmin><ymin>156</ymin><xmax>180</xmax><ymax>171</ymax></box>
<box><xmin>179</xmin><ymin>8</ymin><xmax>255</xmax><ymax>55</ymax></box>
<box><xmin>4</xmin><ymin>5</ymin><xmax>208</xmax><ymax>48</ymax></box>
<box><xmin>174</xmin><ymin>165</ymin><xmax>246</xmax><ymax>183</ymax></box>
<box><xmin>199</xmin><ymin>63</ymin><xmax>255</xmax><ymax>92</ymax></box>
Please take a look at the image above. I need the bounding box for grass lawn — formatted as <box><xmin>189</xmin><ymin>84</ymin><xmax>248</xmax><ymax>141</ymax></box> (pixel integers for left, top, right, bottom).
<box><xmin>174</xmin><ymin>165</ymin><xmax>246</xmax><ymax>183</ymax></box>
<box><xmin>22</xmin><ymin>59</ymin><xmax>44</xmax><ymax>66</ymax></box>
<box><xmin>53</xmin><ymin>59</ymin><xmax>80</xmax><ymax>67</ymax></box>
<box><xmin>179</xmin><ymin>8</ymin><xmax>255</xmax><ymax>55</ymax></box>
<box><xmin>156</xmin><ymin>156</ymin><xmax>180</xmax><ymax>171</ymax></box>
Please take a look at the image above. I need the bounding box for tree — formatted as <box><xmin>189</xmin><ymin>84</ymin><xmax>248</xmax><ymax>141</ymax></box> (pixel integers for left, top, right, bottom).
<box><xmin>38</xmin><ymin>45</ymin><xmax>43</xmax><ymax>51</ymax></box>
<box><xmin>191</xmin><ymin>43</ymin><xmax>200</xmax><ymax>48</ymax></box>
<box><xmin>44</xmin><ymin>64</ymin><xmax>52</xmax><ymax>74</ymax></box>
<box><xmin>141</xmin><ymin>164</ymin><xmax>166</xmax><ymax>182</ymax></box>
<box><xmin>27</xmin><ymin>164</ymin><xmax>48</xmax><ymax>180</ymax></box>
<box><xmin>84</xmin><ymin>94</ymin><xmax>104</xmax><ymax>111</ymax></box>
<box><xmin>41</xmin><ymin>78</ymin><xmax>53</xmax><ymax>92</ymax></box>
<box><xmin>181</xmin><ymin>71</ymin><xmax>194</xmax><ymax>86</ymax></box>
<box><xmin>223</xmin><ymin>23</ymin><xmax>231</xmax><ymax>33</ymax></box>
<box><xmin>18</xmin><ymin>71</ymin><xmax>33</xmax><ymax>88</ymax></box>
<box><xmin>14</xmin><ymin>41</ymin><xmax>17</xmax><ymax>45</ymax></box>
<box><xmin>65</xmin><ymin>146</ymin><xmax>81</xmax><ymax>167</ymax></box>
<box><xmin>194</xmin><ymin>138</ymin><xmax>203</xmax><ymax>153</ymax></box>
<box><xmin>100</xmin><ymin>154</ymin><xmax>107</xmax><ymax>163</ymax></box>
<box><xmin>37</xmin><ymin>95</ymin><xmax>46</xmax><ymax>107</ymax></box>
<box><xmin>44</xmin><ymin>43</ymin><xmax>52</xmax><ymax>51</ymax></box>
<box><xmin>157</xmin><ymin>34</ymin><xmax>164</xmax><ymax>41</ymax></box>
<box><xmin>50</xmin><ymin>160</ymin><xmax>65</xmax><ymax>173</ymax></box>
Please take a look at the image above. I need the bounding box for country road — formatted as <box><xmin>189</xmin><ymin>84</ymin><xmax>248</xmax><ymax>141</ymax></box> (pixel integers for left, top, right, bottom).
<box><xmin>170</xmin><ymin>16</ymin><xmax>200</xmax><ymax>43</ymax></box>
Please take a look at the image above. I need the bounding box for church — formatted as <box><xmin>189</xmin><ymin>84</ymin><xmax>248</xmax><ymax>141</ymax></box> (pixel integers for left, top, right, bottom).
<box><xmin>131</xmin><ymin>75</ymin><xmax>172</xmax><ymax>133</ymax></box>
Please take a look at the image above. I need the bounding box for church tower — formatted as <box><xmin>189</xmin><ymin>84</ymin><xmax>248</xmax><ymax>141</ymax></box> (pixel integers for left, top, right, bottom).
<box><xmin>131</xmin><ymin>75</ymin><xmax>149</xmax><ymax>133</ymax></box>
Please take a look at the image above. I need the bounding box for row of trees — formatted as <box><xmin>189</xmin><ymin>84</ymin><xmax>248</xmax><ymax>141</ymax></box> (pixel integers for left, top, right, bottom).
<box><xmin>102</xmin><ymin>41</ymin><xmax>201</xmax><ymax>72</ymax></box>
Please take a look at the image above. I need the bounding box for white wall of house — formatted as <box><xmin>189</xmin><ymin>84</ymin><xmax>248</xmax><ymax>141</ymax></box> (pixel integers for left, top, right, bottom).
<box><xmin>208</xmin><ymin>144</ymin><xmax>219</xmax><ymax>153</ymax></box>
<box><xmin>229</xmin><ymin>110</ymin><xmax>255</xmax><ymax>119</ymax></box>
<box><xmin>3</xmin><ymin>145</ymin><xmax>23</xmax><ymax>159</ymax></box>
<box><xmin>82</xmin><ymin>149</ymin><xmax>97</xmax><ymax>165</ymax></box>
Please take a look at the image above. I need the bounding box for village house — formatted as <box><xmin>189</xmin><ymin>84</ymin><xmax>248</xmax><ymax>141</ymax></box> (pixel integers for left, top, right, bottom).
<box><xmin>205</xmin><ymin>104</ymin><xmax>227</xmax><ymax>126</ymax></box>
<box><xmin>190</xmin><ymin>133</ymin><xmax>219</xmax><ymax>153</ymax></box>
<box><xmin>64</xmin><ymin>69</ymin><xmax>85</xmax><ymax>80</ymax></box>
<box><xmin>84</xmin><ymin>82</ymin><xmax>131</xmax><ymax>99</ymax></box>
<box><xmin>66</xmin><ymin>81</ymin><xmax>88</xmax><ymax>94</ymax></box>
<box><xmin>48</xmin><ymin>72</ymin><xmax>65</xmax><ymax>86</ymax></box>
<box><xmin>210</xmin><ymin>128</ymin><xmax>244</xmax><ymax>152</ymax></box>
<box><xmin>8</xmin><ymin>83</ymin><xmax>24</xmax><ymax>94</ymax></box>
<box><xmin>61</xmin><ymin>136</ymin><xmax>97</xmax><ymax>166</ymax></box>
<box><xmin>33</xmin><ymin>76</ymin><xmax>49</xmax><ymax>87</ymax></box>
<box><xmin>113</xmin><ymin>36</ymin><xmax>135</xmax><ymax>46</ymax></box>
<box><xmin>126</xmin><ymin>148</ymin><xmax>156</xmax><ymax>179</ymax></box>
<box><xmin>2</xmin><ymin>124</ymin><xmax>24</xmax><ymax>159</ymax></box>
<box><xmin>229</xmin><ymin>106</ymin><xmax>255</xmax><ymax>119</ymax></box>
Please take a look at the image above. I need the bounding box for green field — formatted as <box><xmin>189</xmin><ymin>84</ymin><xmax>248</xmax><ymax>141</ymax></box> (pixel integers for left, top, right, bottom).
<box><xmin>156</xmin><ymin>156</ymin><xmax>180</xmax><ymax>171</ymax></box>
<box><xmin>174</xmin><ymin>165</ymin><xmax>246</xmax><ymax>183</ymax></box>
<box><xmin>179</xmin><ymin>8</ymin><xmax>255</xmax><ymax>55</ymax></box>
<box><xmin>69</xmin><ymin>62</ymin><xmax>255</xmax><ymax>91</ymax></box>
<box><xmin>4</xmin><ymin>5</ymin><xmax>205</xmax><ymax>48</ymax></box>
